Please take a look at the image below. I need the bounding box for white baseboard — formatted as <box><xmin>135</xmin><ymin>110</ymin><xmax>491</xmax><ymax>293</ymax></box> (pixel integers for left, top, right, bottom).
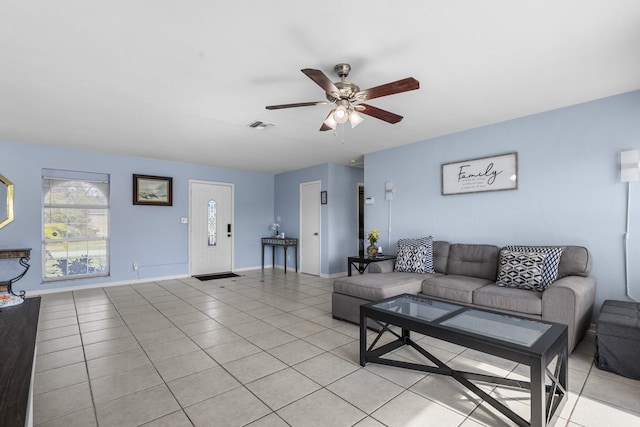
<box><xmin>28</xmin><ymin>274</ymin><xmax>190</xmax><ymax>296</ymax></box>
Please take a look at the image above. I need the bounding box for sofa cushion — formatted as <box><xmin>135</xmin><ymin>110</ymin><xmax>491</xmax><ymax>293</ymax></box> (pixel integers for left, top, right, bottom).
<box><xmin>473</xmin><ymin>284</ymin><xmax>543</xmax><ymax>315</ymax></box>
<box><xmin>433</xmin><ymin>241</ymin><xmax>450</xmax><ymax>273</ymax></box>
<box><xmin>496</xmin><ymin>249</ymin><xmax>548</xmax><ymax>291</ymax></box>
<box><xmin>504</xmin><ymin>245</ymin><xmax>564</xmax><ymax>286</ymax></box>
<box><xmin>446</xmin><ymin>244</ymin><xmax>500</xmax><ymax>281</ymax></box>
<box><xmin>421</xmin><ymin>275</ymin><xmax>493</xmax><ymax>304</ymax></box>
<box><xmin>557</xmin><ymin>246</ymin><xmax>592</xmax><ymax>278</ymax></box>
<box><xmin>333</xmin><ymin>272</ymin><xmax>436</xmax><ymax>301</ymax></box>
<box><xmin>395</xmin><ymin>236</ymin><xmax>434</xmax><ymax>273</ymax></box>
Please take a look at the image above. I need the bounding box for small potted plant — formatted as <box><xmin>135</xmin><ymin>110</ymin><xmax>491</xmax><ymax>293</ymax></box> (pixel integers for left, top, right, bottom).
<box><xmin>366</xmin><ymin>229</ymin><xmax>379</xmax><ymax>258</ymax></box>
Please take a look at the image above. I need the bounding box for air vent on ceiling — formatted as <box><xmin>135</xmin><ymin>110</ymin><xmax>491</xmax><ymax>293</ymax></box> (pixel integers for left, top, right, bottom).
<box><xmin>248</xmin><ymin>120</ymin><xmax>274</xmax><ymax>130</ymax></box>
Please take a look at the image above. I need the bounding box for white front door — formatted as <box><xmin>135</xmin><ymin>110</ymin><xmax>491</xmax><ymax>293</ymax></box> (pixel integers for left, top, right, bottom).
<box><xmin>300</xmin><ymin>180</ymin><xmax>320</xmax><ymax>275</ymax></box>
<box><xmin>189</xmin><ymin>181</ymin><xmax>233</xmax><ymax>275</ymax></box>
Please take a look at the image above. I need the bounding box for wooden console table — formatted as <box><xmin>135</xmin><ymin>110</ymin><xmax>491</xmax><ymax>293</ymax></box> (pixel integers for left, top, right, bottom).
<box><xmin>262</xmin><ymin>237</ymin><xmax>298</xmax><ymax>274</ymax></box>
<box><xmin>0</xmin><ymin>248</ymin><xmax>31</xmax><ymax>298</ymax></box>
<box><xmin>0</xmin><ymin>297</ymin><xmax>41</xmax><ymax>427</ymax></box>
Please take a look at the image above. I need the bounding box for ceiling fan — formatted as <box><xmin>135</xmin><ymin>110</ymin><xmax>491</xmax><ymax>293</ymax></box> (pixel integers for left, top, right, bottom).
<box><xmin>265</xmin><ymin>64</ymin><xmax>419</xmax><ymax>131</ymax></box>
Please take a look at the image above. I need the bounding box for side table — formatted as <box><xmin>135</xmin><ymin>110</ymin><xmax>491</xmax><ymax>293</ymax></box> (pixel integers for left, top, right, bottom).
<box><xmin>262</xmin><ymin>237</ymin><xmax>298</xmax><ymax>274</ymax></box>
<box><xmin>348</xmin><ymin>255</ymin><xmax>396</xmax><ymax>276</ymax></box>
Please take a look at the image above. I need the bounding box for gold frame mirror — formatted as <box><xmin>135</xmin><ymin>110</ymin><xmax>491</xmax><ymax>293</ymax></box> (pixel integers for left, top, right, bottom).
<box><xmin>0</xmin><ymin>174</ymin><xmax>15</xmax><ymax>229</ymax></box>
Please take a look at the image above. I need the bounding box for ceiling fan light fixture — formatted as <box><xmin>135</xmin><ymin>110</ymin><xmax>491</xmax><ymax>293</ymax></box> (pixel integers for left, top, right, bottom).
<box><xmin>323</xmin><ymin>110</ymin><xmax>337</xmax><ymax>129</ymax></box>
<box><xmin>333</xmin><ymin>104</ymin><xmax>349</xmax><ymax>123</ymax></box>
<box><xmin>348</xmin><ymin>111</ymin><xmax>364</xmax><ymax>128</ymax></box>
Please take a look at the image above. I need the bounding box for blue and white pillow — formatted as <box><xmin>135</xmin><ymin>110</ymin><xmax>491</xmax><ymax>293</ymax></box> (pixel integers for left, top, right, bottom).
<box><xmin>504</xmin><ymin>245</ymin><xmax>564</xmax><ymax>287</ymax></box>
<box><xmin>496</xmin><ymin>250</ymin><xmax>548</xmax><ymax>291</ymax></box>
<box><xmin>394</xmin><ymin>236</ymin><xmax>434</xmax><ymax>273</ymax></box>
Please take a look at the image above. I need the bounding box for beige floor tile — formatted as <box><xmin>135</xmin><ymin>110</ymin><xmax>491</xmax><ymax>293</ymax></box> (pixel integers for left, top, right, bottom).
<box><xmin>166</xmin><ymin>310</ymin><xmax>209</xmax><ymax>325</ymax></box>
<box><xmin>185</xmin><ymin>386</ymin><xmax>271</xmax><ymax>427</ymax></box>
<box><xmin>87</xmin><ymin>347</ymin><xmax>152</xmax><ymax>380</ymax></box>
<box><xmin>276</xmin><ymin>388</ymin><xmax>366</xmax><ymax>427</ymax></box>
<box><xmin>134</xmin><ymin>325</ymin><xmax>187</xmax><ymax>346</ymax></box>
<box><xmin>247</xmin><ymin>367</ymin><xmax>321</xmax><ymax>410</ymax></box>
<box><xmin>36</xmin><ymin>324</ymin><xmax>80</xmax><ymax>342</ymax></box>
<box><xmin>91</xmin><ymin>364</ymin><xmax>164</xmax><ymax>404</ymax></box>
<box><xmin>261</xmin><ymin>312</ymin><xmax>304</xmax><ymax>328</ymax></box>
<box><xmin>33</xmin><ymin>382</ymin><xmax>93</xmax><ymax>425</ymax></box>
<box><xmin>78</xmin><ymin>317</ymin><xmax>126</xmax><ymax>333</ymax></box>
<box><xmin>153</xmin><ymin>349</ymin><xmax>217</xmax><ymax>382</ymax></box>
<box><xmin>143</xmin><ymin>336</ymin><xmax>200</xmax><ymax>363</ymax></box>
<box><xmin>178</xmin><ymin>318</ymin><xmax>225</xmax><ymax>336</ymax></box>
<box><xmin>372</xmin><ymin>390</ymin><xmax>466</xmax><ymax>427</ymax></box>
<box><xmin>95</xmin><ymin>384</ymin><xmax>180</xmax><ymax>427</ymax></box>
<box><xmin>77</xmin><ymin>309</ymin><xmax>120</xmax><ymax>324</ymax></box>
<box><xmin>34</xmin><ymin>407</ymin><xmax>97</xmax><ymax>427</ymax></box>
<box><xmin>35</xmin><ymin>346</ymin><xmax>85</xmax><ymax>373</ymax></box>
<box><xmin>280</xmin><ymin>319</ymin><xmax>327</xmax><ymax>338</ymax></box>
<box><xmin>303</xmin><ymin>328</ymin><xmax>355</xmax><ymax>351</ymax></box>
<box><xmin>581</xmin><ymin>372</ymin><xmax>640</xmax><ymax>413</ymax></box>
<box><xmin>81</xmin><ymin>325</ymin><xmax>132</xmax><ymax>345</ymax></box>
<box><xmin>36</xmin><ymin>334</ymin><xmax>82</xmax><ymax>355</ymax></box>
<box><xmin>139</xmin><ymin>410</ymin><xmax>193</xmax><ymax>427</ymax></box>
<box><xmin>293</xmin><ymin>352</ymin><xmax>359</xmax><ymax>386</ymax></box>
<box><xmin>34</xmin><ymin>361</ymin><xmax>88</xmax><ymax>395</ymax></box>
<box><xmin>167</xmin><ymin>365</ymin><xmax>241</xmax><ymax>407</ymax></box>
<box><xmin>224</xmin><ymin>351</ymin><xmax>288</xmax><ymax>384</ymax></box>
<box><xmin>83</xmin><ymin>335</ymin><xmax>141</xmax><ymax>360</ymax></box>
<box><xmin>328</xmin><ymin>369</ymin><xmax>405</xmax><ymax>413</ymax></box>
<box><xmin>268</xmin><ymin>339</ymin><xmax>325</xmax><ymax>365</ymax></box>
<box><xmin>228</xmin><ymin>319</ymin><xmax>277</xmax><ymax>338</ymax></box>
<box><xmin>245</xmin><ymin>329</ymin><xmax>298</xmax><ymax>350</ymax></box>
<box><xmin>38</xmin><ymin>316</ymin><xmax>78</xmax><ymax>330</ymax></box>
<box><xmin>204</xmin><ymin>338</ymin><xmax>263</xmax><ymax>364</ymax></box>
<box><xmin>245</xmin><ymin>413</ymin><xmax>290</xmax><ymax>427</ymax></box>
<box><xmin>39</xmin><ymin>309</ymin><xmax>77</xmax><ymax>322</ymax></box>
<box><xmin>190</xmin><ymin>327</ymin><xmax>241</xmax><ymax>348</ymax></box>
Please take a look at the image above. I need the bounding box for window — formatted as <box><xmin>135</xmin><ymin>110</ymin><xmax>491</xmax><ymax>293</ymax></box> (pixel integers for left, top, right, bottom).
<box><xmin>42</xmin><ymin>169</ymin><xmax>110</xmax><ymax>281</ymax></box>
<box><xmin>208</xmin><ymin>199</ymin><xmax>217</xmax><ymax>246</ymax></box>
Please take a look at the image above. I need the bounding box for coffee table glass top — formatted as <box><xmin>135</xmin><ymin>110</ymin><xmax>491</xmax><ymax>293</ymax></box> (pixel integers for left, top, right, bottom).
<box><xmin>440</xmin><ymin>309</ymin><xmax>552</xmax><ymax>347</ymax></box>
<box><xmin>372</xmin><ymin>295</ymin><xmax>461</xmax><ymax>322</ymax></box>
<box><xmin>371</xmin><ymin>294</ymin><xmax>552</xmax><ymax>347</ymax></box>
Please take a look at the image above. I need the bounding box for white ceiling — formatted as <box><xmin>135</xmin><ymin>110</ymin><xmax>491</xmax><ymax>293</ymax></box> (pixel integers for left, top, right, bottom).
<box><xmin>1</xmin><ymin>1</ymin><xmax>639</xmax><ymax>174</ymax></box>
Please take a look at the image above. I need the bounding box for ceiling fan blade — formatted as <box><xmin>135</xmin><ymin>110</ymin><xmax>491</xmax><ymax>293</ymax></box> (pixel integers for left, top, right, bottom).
<box><xmin>301</xmin><ymin>68</ymin><xmax>340</xmax><ymax>96</ymax></box>
<box><xmin>355</xmin><ymin>104</ymin><xmax>403</xmax><ymax>124</ymax></box>
<box><xmin>355</xmin><ymin>77</ymin><xmax>419</xmax><ymax>101</ymax></box>
<box><xmin>319</xmin><ymin>123</ymin><xmax>333</xmax><ymax>131</ymax></box>
<box><xmin>266</xmin><ymin>101</ymin><xmax>331</xmax><ymax>110</ymax></box>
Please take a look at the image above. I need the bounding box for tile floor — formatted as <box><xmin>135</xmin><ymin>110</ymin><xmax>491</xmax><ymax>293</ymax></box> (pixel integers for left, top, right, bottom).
<box><xmin>32</xmin><ymin>269</ymin><xmax>640</xmax><ymax>427</ymax></box>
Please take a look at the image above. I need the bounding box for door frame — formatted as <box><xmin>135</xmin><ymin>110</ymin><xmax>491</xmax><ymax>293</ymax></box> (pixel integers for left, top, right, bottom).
<box><xmin>188</xmin><ymin>179</ymin><xmax>235</xmax><ymax>275</ymax></box>
<box><xmin>299</xmin><ymin>180</ymin><xmax>321</xmax><ymax>275</ymax></box>
<box><xmin>357</xmin><ymin>182</ymin><xmax>364</xmax><ymax>255</ymax></box>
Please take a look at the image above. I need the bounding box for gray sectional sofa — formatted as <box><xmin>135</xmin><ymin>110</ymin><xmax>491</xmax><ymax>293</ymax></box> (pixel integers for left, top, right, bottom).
<box><xmin>332</xmin><ymin>241</ymin><xmax>595</xmax><ymax>352</ymax></box>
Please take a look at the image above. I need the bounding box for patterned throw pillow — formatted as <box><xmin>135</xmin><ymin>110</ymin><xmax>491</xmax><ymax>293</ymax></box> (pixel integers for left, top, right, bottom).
<box><xmin>504</xmin><ymin>246</ymin><xmax>564</xmax><ymax>286</ymax></box>
<box><xmin>496</xmin><ymin>249</ymin><xmax>548</xmax><ymax>291</ymax></box>
<box><xmin>394</xmin><ymin>236</ymin><xmax>434</xmax><ymax>273</ymax></box>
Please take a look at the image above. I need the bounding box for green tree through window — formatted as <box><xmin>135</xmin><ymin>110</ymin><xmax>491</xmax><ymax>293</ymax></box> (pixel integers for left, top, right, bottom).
<box><xmin>43</xmin><ymin>171</ymin><xmax>110</xmax><ymax>280</ymax></box>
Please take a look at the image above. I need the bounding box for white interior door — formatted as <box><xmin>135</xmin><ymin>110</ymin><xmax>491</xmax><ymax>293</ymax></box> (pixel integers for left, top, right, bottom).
<box><xmin>190</xmin><ymin>181</ymin><xmax>233</xmax><ymax>275</ymax></box>
<box><xmin>300</xmin><ymin>181</ymin><xmax>320</xmax><ymax>275</ymax></box>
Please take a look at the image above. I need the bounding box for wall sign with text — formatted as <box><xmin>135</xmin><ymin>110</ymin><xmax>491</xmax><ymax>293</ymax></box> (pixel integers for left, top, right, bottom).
<box><xmin>441</xmin><ymin>152</ymin><xmax>518</xmax><ymax>195</ymax></box>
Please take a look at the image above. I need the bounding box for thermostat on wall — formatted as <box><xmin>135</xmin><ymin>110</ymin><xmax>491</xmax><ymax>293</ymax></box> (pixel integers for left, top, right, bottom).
<box><xmin>365</xmin><ymin>197</ymin><xmax>374</xmax><ymax>204</ymax></box>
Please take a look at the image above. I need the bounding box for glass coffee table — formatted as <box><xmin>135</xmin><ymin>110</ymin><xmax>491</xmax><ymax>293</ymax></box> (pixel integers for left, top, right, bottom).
<box><xmin>360</xmin><ymin>294</ymin><xmax>568</xmax><ymax>427</ymax></box>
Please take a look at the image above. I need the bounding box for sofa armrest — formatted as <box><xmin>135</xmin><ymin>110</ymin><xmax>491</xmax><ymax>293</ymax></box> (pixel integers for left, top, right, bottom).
<box><xmin>368</xmin><ymin>259</ymin><xmax>396</xmax><ymax>273</ymax></box>
<box><xmin>542</xmin><ymin>275</ymin><xmax>596</xmax><ymax>352</ymax></box>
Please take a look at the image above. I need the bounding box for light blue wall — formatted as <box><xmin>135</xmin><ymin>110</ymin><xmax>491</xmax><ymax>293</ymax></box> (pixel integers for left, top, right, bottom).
<box><xmin>0</xmin><ymin>141</ymin><xmax>274</xmax><ymax>293</ymax></box>
<box><xmin>327</xmin><ymin>163</ymin><xmax>364</xmax><ymax>273</ymax></box>
<box><xmin>274</xmin><ymin>163</ymin><xmax>363</xmax><ymax>276</ymax></box>
<box><xmin>365</xmin><ymin>90</ymin><xmax>640</xmax><ymax>313</ymax></box>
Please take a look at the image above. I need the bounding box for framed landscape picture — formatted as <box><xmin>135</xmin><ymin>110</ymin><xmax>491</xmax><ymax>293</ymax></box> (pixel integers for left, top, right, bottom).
<box><xmin>442</xmin><ymin>152</ymin><xmax>518</xmax><ymax>195</ymax></box>
<box><xmin>133</xmin><ymin>174</ymin><xmax>173</xmax><ymax>206</ymax></box>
